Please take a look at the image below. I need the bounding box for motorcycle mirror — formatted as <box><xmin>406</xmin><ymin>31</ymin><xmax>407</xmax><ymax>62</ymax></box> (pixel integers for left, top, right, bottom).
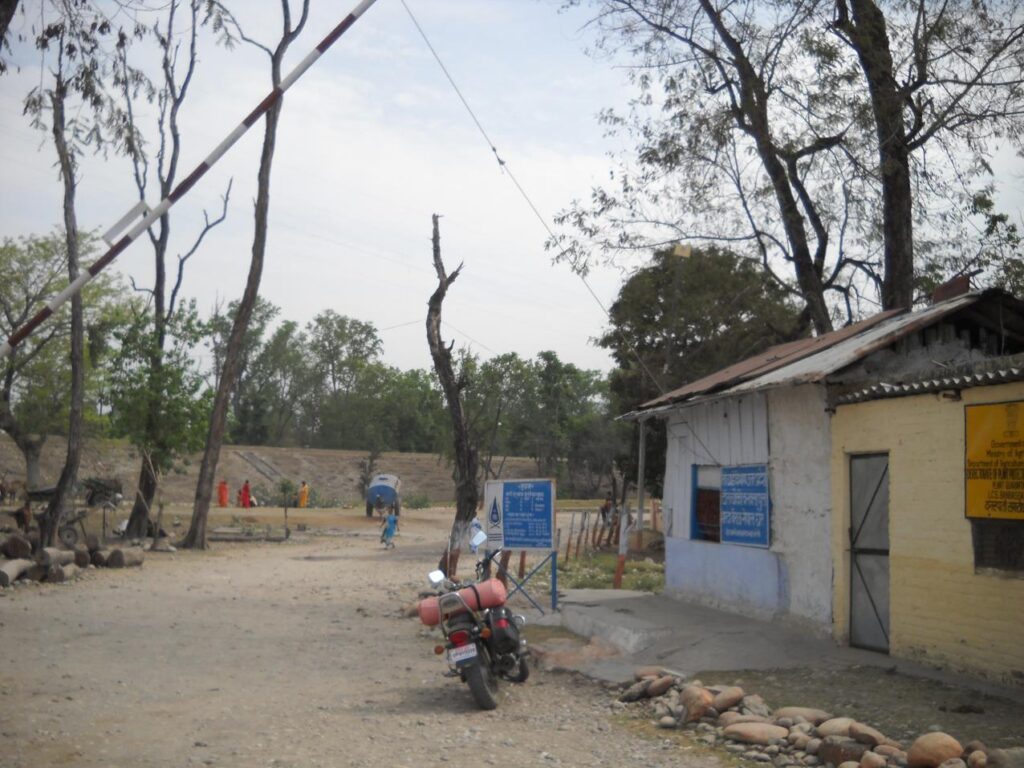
<box><xmin>470</xmin><ymin>529</ymin><xmax>488</xmax><ymax>549</ymax></box>
<box><xmin>427</xmin><ymin>569</ymin><xmax>446</xmax><ymax>587</ymax></box>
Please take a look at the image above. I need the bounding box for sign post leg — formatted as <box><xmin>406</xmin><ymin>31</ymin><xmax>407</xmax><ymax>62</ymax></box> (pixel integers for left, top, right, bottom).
<box><xmin>551</xmin><ymin>551</ymin><xmax>558</xmax><ymax>611</ymax></box>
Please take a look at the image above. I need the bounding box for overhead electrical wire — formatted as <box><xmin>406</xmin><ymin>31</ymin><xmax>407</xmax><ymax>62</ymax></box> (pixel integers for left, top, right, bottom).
<box><xmin>399</xmin><ymin>0</ymin><xmax>666</xmax><ymax>396</ymax></box>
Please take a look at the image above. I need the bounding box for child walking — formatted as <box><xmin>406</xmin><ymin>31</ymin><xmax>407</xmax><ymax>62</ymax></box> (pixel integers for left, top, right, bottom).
<box><xmin>380</xmin><ymin>509</ymin><xmax>398</xmax><ymax>549</ymax></box>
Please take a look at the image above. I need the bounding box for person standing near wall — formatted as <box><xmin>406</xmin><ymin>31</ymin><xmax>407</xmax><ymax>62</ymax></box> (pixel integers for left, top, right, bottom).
<box><xmin>298</xmin><ymin>481</ymin><xmax>309</xmax><ymax>509</ymax></box>
<box><xmin>217</xmin><ymin>479</ymin><xmax>229</xmax><ymax>508</ymax></box>
<box><xmin>240</xmin><ymin>480</ymin><xmax>252</xmax><ymax>510</ymax></box>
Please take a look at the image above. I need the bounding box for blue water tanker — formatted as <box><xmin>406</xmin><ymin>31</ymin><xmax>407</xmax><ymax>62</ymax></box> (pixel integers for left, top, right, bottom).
<box><xmin>365</xmin><ymin>473</ymin><xmax>401</xmax><ymax>517</ymax></box>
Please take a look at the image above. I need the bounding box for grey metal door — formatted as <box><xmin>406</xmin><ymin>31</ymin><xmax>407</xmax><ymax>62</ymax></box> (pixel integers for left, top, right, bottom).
<box><xmin>849</xmin><ymin>454</ymin><xmax>890</xmax><ymax>652</ymax></box>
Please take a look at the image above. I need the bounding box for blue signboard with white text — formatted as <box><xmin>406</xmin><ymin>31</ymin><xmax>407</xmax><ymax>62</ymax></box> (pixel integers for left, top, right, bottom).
<box><xmin>484</xmin><ymin>479</ymin><xmax>555</xmax><ymax>551</ymax></box>
<box><xmin>720</xmin><ymin>464</ymin><xmax>771</xmax><ymax>548</ymax></box>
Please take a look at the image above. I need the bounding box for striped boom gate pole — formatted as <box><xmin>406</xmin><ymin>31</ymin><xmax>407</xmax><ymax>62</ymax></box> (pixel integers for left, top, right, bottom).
<box><xmin>1</xmin><ymin>0</ymin><xmax>381</xmax><ymax>360</ymax></box>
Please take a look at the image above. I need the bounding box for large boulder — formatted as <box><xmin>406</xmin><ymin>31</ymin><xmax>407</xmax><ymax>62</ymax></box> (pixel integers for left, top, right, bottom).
<box><xmin>850</xmin><ymin>722</ymin><xmax>888</xmax><ymax>748</ymax></box>
<box><xmin>720</xmin><ymin>712</ymin><xmax>770</xmax><ymax>728</ymax></box>
<box><xmin>723</xmin><ymin>722</ymin><xmax>790</xmax><ymax>746</ymax></box>
<box><xmin>681</xmin><ymin>685</ymin><xmax>715</xmax><ymax>723</ymax></box>
<box><xmin>618</xmin><ymin>679</ymin><xmax>651</xmax><ymax>702</ymax></box>
<box><xmin>907</xmin><ymin>733</ymin><xmax>964</xmax><ymax>768</ymax></box>
<box><xmin>646</xmin><ymin>675</ymin><xmax>676</xmax><ymax>698</ymax></box>
<box><xmin>818</xmin><ymin>718</ymin><xmax>857</xmax><ymax>738</ymax></box>
<box><xmin>713</xmin><ymin>686</ymin><xmax>746</xmax><ymax>711</ymax></box>
<box><xmin>774</xmin><ymin>707</ymin><xmax>834</xmax><ymax>725</ymax></box>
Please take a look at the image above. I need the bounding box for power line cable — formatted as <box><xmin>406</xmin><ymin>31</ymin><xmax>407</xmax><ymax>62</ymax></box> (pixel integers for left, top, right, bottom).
<box><xmin>399</xmin><ymin>0</ymin><xmax>666</xmax><ymax>396</ymax></box>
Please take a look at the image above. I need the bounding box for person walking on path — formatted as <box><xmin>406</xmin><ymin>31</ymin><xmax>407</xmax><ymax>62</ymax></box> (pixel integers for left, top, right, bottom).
<box><xmin>298</xmin><ymin>481</ymin><xmax>309</xmax><ymax>509</ymax></box>
<box><xmin>380</xmin><ymin>509</ymin><xmax>398</xmax><ymax>549</ymax></box>
<box><xmin>217</xmin><ymin>479</ymin><xmax>229</xmax><ymax>508</ymax></box>
<box><xmin>240</xmin><ymin>480</ymin><xmax>252</xmax><ymax>510</ymax></box>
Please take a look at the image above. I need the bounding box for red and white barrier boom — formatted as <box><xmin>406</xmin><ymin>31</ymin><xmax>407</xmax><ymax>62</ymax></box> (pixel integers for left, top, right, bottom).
<box><xmin>1</xmin><ymin>0</ymin><xmax>381</xmax><ymax>360</ymax></box>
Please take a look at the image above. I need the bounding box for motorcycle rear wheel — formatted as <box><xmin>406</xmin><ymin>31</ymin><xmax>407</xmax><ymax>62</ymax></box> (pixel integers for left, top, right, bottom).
<box><xmin>464</xmin><ymin>651</ymin><xmax>499</xmax><ymax>710</ymax></box>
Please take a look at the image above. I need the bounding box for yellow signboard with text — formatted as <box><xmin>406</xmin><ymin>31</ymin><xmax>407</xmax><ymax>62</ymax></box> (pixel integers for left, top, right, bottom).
<box><xmin>965</xmin><ymin>401</ymin><xmax>1024</xmax><ymax>520</ymax></box>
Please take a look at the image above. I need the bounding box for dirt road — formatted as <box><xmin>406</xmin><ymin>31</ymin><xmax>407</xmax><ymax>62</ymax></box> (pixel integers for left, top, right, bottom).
<box><xmin>0</xmin><ymin>514</ymin><xmax>713</xmax><ymax>768</ymax></box>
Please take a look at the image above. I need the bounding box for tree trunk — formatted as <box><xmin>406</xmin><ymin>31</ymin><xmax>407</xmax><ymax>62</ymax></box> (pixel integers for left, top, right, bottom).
<box><xmin>46</xmin><ymin>562</ymin><xmax>79</xmax><ymax>582</ymax></box>
<box><xmin>182</xmin><ymin>48</ymin><xmax>289</xmax><ymax>550</ymax></box>
<box><xmin>73</xmin><ymin>545</ymin><xmax>90</xmax><ymax>567</ymax></box>
<box><xmin>0</xmin><ymin>408</ymin><xmax>47</xmax><ymax>491</ymax></box>
<box><xmin>0</xmin><ymin>0</ymin><xmax>17</xmax><ymax>49</ymax></box>
<box><xmin>836</xmin><ymin>0</ymin><xmax>914</xmax><ymax>310</ymax></box>
<box><xmin>41</xmin><ymin>77</ymin><xmax>85</xmax><ymax>549</ymax></box>
<box><xmin>0</xmin><ymin>558</ymin><xmax>33</xmax><ymax>588</ymax></box>
<box><xmin>36</xmin><ymin>547</ymin><xmax>75</xmax><ymax>567</ymax></box>
<box><xmin>20</xmin><ymin>434</ymin><xmax>44</xmax><ymax>490</ymax></box>
<box><xmin>126</xmin><ymin>457</ymin><xmax>157</xmax><ymax>539</ymax></box>
<box><xmin>107</xmin><ymin>547</ymin><xmax>144</xmax><ymax>568</ymax></box>
<box><xmin>694</xmin><ymin>0</ymin><xmax>835</xmax><ymax>334</ymax></box>
<box><xmin>0</xmin><ymin>533</ymin><xmax>32</xmax><ymax>559</ymax></box>
<box><xmin>426</xmin><ymin>215</ymin><xmax>479</xmax><ymax>575</ymax></box>
<box><xmin>91</xmin><ymin>549</ymin><xmax>111</xmax><ymax>567</ymax></box>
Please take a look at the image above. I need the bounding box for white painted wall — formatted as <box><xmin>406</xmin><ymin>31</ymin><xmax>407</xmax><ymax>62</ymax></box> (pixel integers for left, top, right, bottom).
<box><xmin>661</xmin><ymin>385</ymin><xmax>833</xmax><ymax>630</ymax></box>
<box><xmin>765</xmin><ymin>384</ymin><xmax>832</xmax><ymax>626</ymax></box>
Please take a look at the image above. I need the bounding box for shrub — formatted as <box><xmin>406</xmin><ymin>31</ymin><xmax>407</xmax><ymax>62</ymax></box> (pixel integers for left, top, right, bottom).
<box><xmin>404</xmin><ymin>492</ymin><xmax>431</xmax><ymax>509</ymax></box>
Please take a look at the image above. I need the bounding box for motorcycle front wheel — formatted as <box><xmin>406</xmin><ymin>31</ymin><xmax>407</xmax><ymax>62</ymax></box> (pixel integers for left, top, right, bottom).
<box><xmin>464</xmin><ymin>650</ymin><xmax>499</xmax><ymax>710</ymax></box>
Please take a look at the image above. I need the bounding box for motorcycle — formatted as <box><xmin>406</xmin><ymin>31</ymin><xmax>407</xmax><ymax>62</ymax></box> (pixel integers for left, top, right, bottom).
<box><xmin>419</xmin><ymin>529</ymin><xmax>530</xmax><ymax>710</ymax></box>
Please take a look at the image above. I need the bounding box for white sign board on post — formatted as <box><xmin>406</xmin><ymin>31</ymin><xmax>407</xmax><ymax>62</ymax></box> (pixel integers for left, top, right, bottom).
<box><xmin>484</xmin><ymin>479</ymin><xmax>556</xmax><ymax>551</ymax></box>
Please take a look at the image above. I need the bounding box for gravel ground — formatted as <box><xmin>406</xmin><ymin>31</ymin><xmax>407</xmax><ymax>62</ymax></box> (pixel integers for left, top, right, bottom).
<box><xmin>0</xmin><ymin>514</ymin><xmax>718</xmax><ymax>768</ymax></box>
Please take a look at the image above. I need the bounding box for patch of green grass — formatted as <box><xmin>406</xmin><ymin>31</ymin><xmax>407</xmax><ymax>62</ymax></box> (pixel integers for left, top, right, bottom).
<box><xmin>528</xmin><ymin>552</ymin><xmax>664</xmax><ymax>592</ymax></box>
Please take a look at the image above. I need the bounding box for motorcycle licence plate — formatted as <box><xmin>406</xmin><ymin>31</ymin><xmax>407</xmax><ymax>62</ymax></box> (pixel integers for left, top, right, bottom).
<box><xmin>448</xmin><ymin>644</ymin><xmax>478</xmax><ymax>666</ymax></box>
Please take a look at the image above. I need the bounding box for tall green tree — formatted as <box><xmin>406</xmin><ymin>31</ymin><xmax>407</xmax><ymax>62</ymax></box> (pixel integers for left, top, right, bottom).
<box><xmin>600</xmin><ymin>246</ymin><xmax>803</xmax><ymax>493</ymax></box>
<box><xmin>247</xmin><ymin>319</ymin><xmax>314</xmax><ymax>445</ymax></box>
<box><xmin>559</xmin><ymin>0</ymin><xmax>1024</xmax><ymax>321</ymax></box>
<box><xmin>107</xmin><ymin>300</ymin><xmax>212</xmax><ymax>532</ymax></box>
<box><xmin>0</xmin><ymin>234</ymin><xmax>124</xmax><ymax>488</ymax></box>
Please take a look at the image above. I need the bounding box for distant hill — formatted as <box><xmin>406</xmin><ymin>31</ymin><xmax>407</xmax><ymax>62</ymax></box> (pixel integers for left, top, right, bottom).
<box><xmin>0</xmin><ymin>435</ymin><xmax>539</xmax><ymax>506</ymax></box>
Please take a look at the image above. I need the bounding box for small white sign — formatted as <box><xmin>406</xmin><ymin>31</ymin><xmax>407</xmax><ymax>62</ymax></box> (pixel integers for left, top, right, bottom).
<box><xmin>484</xmin><ymin>482</ymin><xmax>504</xmax><ymax>549</ymax></box>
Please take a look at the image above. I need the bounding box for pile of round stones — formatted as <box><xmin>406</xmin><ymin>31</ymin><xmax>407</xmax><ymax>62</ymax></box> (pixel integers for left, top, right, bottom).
<box><xmin>613</xmin><ymin>668</ymin><xmax>1015</xmax><ymax>768</ymax></box>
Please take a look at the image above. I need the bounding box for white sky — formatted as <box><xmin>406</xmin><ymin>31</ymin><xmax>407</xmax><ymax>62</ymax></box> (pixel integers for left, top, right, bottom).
<box><xmin>0</xmin><ymin>0</ymin><xmax>634</xmax><ymax>373</ymax></box>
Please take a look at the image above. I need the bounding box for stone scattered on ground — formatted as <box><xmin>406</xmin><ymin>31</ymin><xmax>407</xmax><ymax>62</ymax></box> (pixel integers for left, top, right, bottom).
<box><xmin>616</xmin><ymin>669</ymin><xmax>1015</xmax><ymax>768</ymax></box>
<box><xmin>908</xmin><ymin>733</ymin><xmax>965</xmax><ymax>768</ymax></box>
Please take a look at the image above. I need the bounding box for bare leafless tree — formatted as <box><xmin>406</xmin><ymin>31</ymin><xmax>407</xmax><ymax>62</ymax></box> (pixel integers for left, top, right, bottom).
<box><xmin>182</xmin><ymin>0</ymin><xmax>311</xmax><ymax>549</ymax></box>
<box><xmin>427</xmin><ymin>215</ymin><xmax>479</xmax><ymax>577</ymax></box>
<box><xmin>116</xmin><ymin>0</ymin><xmax>231</xmax><ymax>539</ymax></box>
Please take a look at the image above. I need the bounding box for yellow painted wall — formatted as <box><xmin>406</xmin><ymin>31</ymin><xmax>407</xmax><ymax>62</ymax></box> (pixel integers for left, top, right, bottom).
<box><xmin>831</xmin><ymin>381</ymin><xmax>1024</xmax><ymax>685</ymax></box>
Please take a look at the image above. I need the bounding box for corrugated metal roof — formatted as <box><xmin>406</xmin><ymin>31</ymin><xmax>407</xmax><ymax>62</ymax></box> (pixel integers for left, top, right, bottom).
<box><xmin>630</xmin><ymin>291</ymin><xmax>1003</xmax><ymax>418</ymax></box>
<box><xmin>725</xmin><ymin>292</ymin><xmax>981</xmax><ymax>395</ymax></box>
<box><xmin>835</xmin><ymin>363</ymin><xmax>1024</xmax><ymax>405</ymax></box>
<box><xmin>639</xmin><ymin>310</ymin><xmax>901</xmax><ymax>409</ymax></box>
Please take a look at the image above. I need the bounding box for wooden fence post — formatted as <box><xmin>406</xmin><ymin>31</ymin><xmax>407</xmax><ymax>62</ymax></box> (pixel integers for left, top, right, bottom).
<box><xmin>613</xmin><ymin>512</ymin><xmax>629</xmax><ymax>589</ymax></box>
<box><xmin>574</xmin><ymin>511</ymin><xmax>587</xmax><ymax>560</ymax></box>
